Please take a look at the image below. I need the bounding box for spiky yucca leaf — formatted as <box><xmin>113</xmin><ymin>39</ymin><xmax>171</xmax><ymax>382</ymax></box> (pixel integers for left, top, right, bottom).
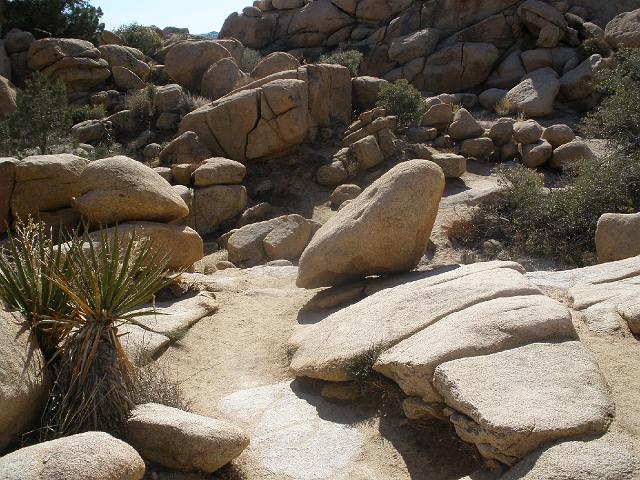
<box><xmin>43</xmin><ymin>227</ymin><xmax>174</xmax><ymax>438</ymax></box>
<box><xmin>0</xmin><ymin>219</ymin><xmax>73</xmax><ymax>359</ymax></box>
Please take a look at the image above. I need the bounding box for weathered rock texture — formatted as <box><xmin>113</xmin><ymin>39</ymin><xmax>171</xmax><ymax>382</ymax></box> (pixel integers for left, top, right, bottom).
<box><xmin>179</xmin><ymin>64</ymin><xmax>351</xmax><ymax>162</ymax></box>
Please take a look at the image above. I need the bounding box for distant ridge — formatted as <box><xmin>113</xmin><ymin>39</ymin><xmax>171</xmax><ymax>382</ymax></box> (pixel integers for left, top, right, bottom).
<box><xmin>200</xmin><ymin>31</ymin><xmax>219</xmax><ymax>39</ymax></box>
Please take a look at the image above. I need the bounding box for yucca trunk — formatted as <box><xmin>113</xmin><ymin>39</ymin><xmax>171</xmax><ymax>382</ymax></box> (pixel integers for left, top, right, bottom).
<box><xmin>43</xmin><ymin>321</ymin><xmax>134</xmax><ymax>440</ymax></box>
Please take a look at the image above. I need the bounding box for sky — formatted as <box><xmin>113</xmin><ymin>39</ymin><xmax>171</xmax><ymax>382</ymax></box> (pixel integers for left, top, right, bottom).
<box><xmin>92</xmin><ymin>0</ymin><xmax>246</xmax><ymax>34</ymax></box>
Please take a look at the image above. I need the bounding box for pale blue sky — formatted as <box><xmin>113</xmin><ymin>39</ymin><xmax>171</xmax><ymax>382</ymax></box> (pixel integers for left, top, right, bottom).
<box><xmin>92</xmin><ymin>0</ymin><xmax>246</xmax><ymax>34</ymax></box>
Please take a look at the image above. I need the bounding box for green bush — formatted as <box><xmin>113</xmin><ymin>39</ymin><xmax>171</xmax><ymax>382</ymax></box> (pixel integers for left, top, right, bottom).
<box><xmin>124</xmin><ymin>83</ymin><xmax>156</xmax><ymax>124</ymax></box>
<box><xmin>115</xmin><ymin>22</ymin><xmax>164</xmax><ymax>57</ymax></box>
<box><xmin>319</xmin><ymin>49</ymin><xmax>363</xmax><ymax>77</ymax></box>
<box><xmin>4</xmin><ymin>0</ymin><xmax>104</xmax><ymax>41</ymax></box>
<box><xmin>376</xmin><ymin>79</ymin><xmax>426</xmax><ymax>126</ymax></box>
<box><xmin>69</xmin><ymin>104</ymin><xmax>106</xmax><ymax>124</ymax></box>
<box><xmin>0</xmin><ymin>72</ymin><xmax>71</xmax><ymax>155</ymax></box>
<box><xmin>452</xmin><ymin>157</ymin><xmax>640</xmax><ymax>266</ymax></box>
<box><xmin>581</xmin><ymin>49</ymin><xmax>640</xmax><ymax>152</ymax></box>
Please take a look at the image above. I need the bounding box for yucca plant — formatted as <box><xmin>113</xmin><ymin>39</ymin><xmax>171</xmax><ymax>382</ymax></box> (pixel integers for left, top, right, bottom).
<box><xmin>42</xmin><ymin>228</ymin><xmax>174</xmax><ymax>439</ymax></box>
<box><xmin>0</xmin><ymin>219</ymin><xmax>73</xmax><ymax>361</ymax></box>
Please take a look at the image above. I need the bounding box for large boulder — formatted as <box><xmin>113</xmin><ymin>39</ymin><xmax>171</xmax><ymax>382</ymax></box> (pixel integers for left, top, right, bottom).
<box><xmin>201</xmin><ymin>57</ymin><xmax>246</xmax><ymax>100</ymax></box>
<box><xmin>596</xmin><ymin>212</ymin><xmax>640</xmax><ymax>263</ymax></box>
<box><xmin>164</xmin><ymin>41</ymin><xmax>231</xmax><ymax>92</ymax></box>
<box><xmin>388</xmin><ymin>28</ymin><xmax>440</xmax><ymax>65</ymax></box>
<box><xmin>605</xmin><ymin>8</ymin><xmax>640</xmax><ymax>49</ymax></box>
<box><xmin>192</xmin><ymin>158</ymin><xmax>246</xmax><ymax>186</ymax></box>
<box><xmin>0</xmin><ymin>75</ymin><xmax>17</xmax><ymax>120</ymax></box>
<box><xmin>72</xmin><ymin>156</ymin><xmax>189</xmax><ymax>224</ymax></box>
<box><xmin>549</xmin><ymin>140</ymin><xmax>595</xmax><ymax>169</ymax></box>
<box><xmin>296</xmin><ymin>160</ymin><xmax>445</xmax><ymax>289</ymax></box>
<box><xmin>352</xmin><ymin>76</ymin><xmax>388</xmax><ymax>111</ymax></box>
<box><xmin>423</xmin><ymin>43</ymin><xmax>499</xmax><ymax>93</ymax></box>
<box><xmin>27</xmin><ymin>38</ymin><xmax>110</xmax><ymax>92</ymax></box>
<box><xmin>0</xmin><ymin>431</ymin><xmax>145</xmax><ymax>480</ymax></box>
<box><xmin>251</xmin><ymin>52</ymin><xmax>300</xmax><ymax>80</ymax></box>
<box><xmin>0</xmin><ymin>310</ymin><xmax>48</xmax><ymax>453</ymax></box>
<box><xmin>98</xmin><ymin>44</ymin><xmax>150</xmax><ymax>81</ymax></box>
<box><xmin>192</xmin><ymin>185</ymin><xmax>247</xmax><ymax>235</ymax></box>
<box><xmin>559</xmin><ymin>54</ymin><xmax>606</xmax><ymax>101</ymax></box>
<box><xmin>448</xmin><ymin>108</ymin><xmax>483</xmax><ymax>141</ymax></box>
<box><xmin>125</xmin><ymin>403</ymin><xmax>249</xmax><ymax>473</ymax></box>
<box><xmin>219</xmin><ymin>13</ymin><xmax>275</xmax><ymax>50</ymax></box>
<box><xmin>180</xmin><ymin>64</ymin><xmax>351</xmax><ymax>162</ymax></box>
<box><xmin>505</xmin><ymin>67</ymin><xmax>559</xmax><ymax>117</ymax></box>
<box><xmin>227</xmin><ymin>214</ymin><xmax>313</xmax><ymax>265</ymax></box>
<box><xmin>159</xmin><ymin>130</ymin><xmax>212</xmax><ymax>165</ymax></box>
<box><xmin>11</xmin><ymin>154</ymin><xmax>88</xmax><ymax>219</ymax></box>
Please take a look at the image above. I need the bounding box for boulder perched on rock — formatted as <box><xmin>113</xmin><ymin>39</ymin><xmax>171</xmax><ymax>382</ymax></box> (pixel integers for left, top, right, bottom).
<box><xmin>605</xmin><ymin>8</ymin><xmax>640</xmax><ymax>49</ymax></box>
<box><xmin>160</xmin><ymin>131</ymin><xmax>212</xmax><ymax>165</ymax></box>
<box><xmin>164</xmin><ymin>41</ymin><xmax>231</xmax><ymax>92</ymax></box>
<box><xmin>99</xmin><ymin>44</ymin><xmax>150</xmax><ymax>81</ymax></box>
<box><xmin>0</xmin><ymin>431</ymin><xmax>145</xmax><ymax>479</ymax></box>
<box><xmin>193</xmin><ymin>158</ymin><xmax>246</xmax><ymax>186</ymax></box>
<box><xmin>72</xmin><ymin>156</ymin><xmax>189</xmax><ymax>224</ymax></box>
<box><xmin>227</xmin><ymin>214</ymin><xmax>313</xmax><ymax>265</ymax></box>
<box><xmin>0</xmin><ymin>310</ymin><xmax>48</xmax><ymax>452</ymax></box>
<box><xmin>521</xmin><ymin>139</ymin><xmax>553</xmax><ymax>168</ymax></box>
<box><xmin>27</xmin><ymin>38</ymin><xmax>110</xmax><ymax>92</ymax></box>
<box><xmin>448</xmin><ymin>108</ymin><xmax>483</xmax><ymax>142</ymax></box>
<box><xmin>541</xmin><ymin>124</ymin><xmax>575</xmax><ymax>147</ymax></box>
<box><xmin>251</xmin><ymin>51</ymin><xmax>300</xmax><ymax>80</ymax></box>
<box><xmin>513</xmin><ymin>119</ymin><xmax>543</xmax><ymax>145</ymax></box>
<box><xmin>125</xmin><ymin>403</ymin><xmax>249</xmax><ymax>473</ymax></box>
<box><xmin>0</xmin><ymin>75</ymin><xmax>17</xmax><ymax>120</ymax></box>
<box><xmin>192</xmin><ymin>185</ymin><xmax>247</xmax><ymax>235</ymax></box>
<box><xmin>352</xmin><ymin>76</ymin><xmax>388</xmax><ymax>111</ymax></box>
<box><xmin>296</xmin><ymin>160</ymin><xmax>445</xmax><ymax>289</ymax></box>
<box><xmin>201</xmin><ymin>57</ymin><xmax>246</xmax><ymax>100</ymax></box>
<box><xmin>505</xmin><ymin>67</ymin><xmax>559</xmax><ymax>117</ymax></box>
<box><xmin>330</xmin><ymin>184</ymin><xmax>362</xmax><ymax>208</ymax></box>
<box><xmin>11</xmin><ymin>154</ymin><xmax>88</xmax><ymax>219</ymax></box>
<box><xmin>112</xmin><ymin>66</ymin><xmax>145</xmax><ymax>90</ymax></box>
<box><xmin>596</xmin><ymin>212</ymin><xmax>640</xmax><ymax>264</ymax></box>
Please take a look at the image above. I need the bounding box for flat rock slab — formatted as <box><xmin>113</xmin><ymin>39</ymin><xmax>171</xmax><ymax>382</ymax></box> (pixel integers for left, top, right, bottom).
<box><xmin>433</xmin><ymin>342</ymin><xmax>614</xmax><ymax>465</ymax></box>
<box><xmin>527</xmin><ymin>256</ymin><xmax>640</xmax><ymax>335</ymax></box>
<box><xmin>499</xmin><ymin>435</ymin><xmax>639</xmax><ymax>480</ymax></box>
<box><xmin>219</xmin><ymin>382</ymin><xmax>364</xmax><ymax>480</ymax></box>
<box><xmin>374</xmin><ymin>295</ymin><xmax>575</xmax><ymax>402</ymax></box>
<box><xmin>289</xmin><ymin>261</ymin><xmax>539</xmax><ymax>381</ymax></box>
<box><xmin>119</xmin><ymin>323</ymin><xmax>170</xmax><ymax>364</ymax></box>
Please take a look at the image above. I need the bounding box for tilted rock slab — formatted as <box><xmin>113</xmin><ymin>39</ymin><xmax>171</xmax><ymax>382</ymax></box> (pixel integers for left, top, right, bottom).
<box><xmin>179</xmin><ymin>64</ymin><xmax>351</xmax><ymax>162</ymax></box>
<box><xmin>0</xmin><ymin>431</ymin><xmax>145</xmax><ymax>480</ymax></box>
<box><xmin>433</xmin><ymin>342</ymin><xmax>614</xmax><ymax>465</ymax></box>
<box><xmin>296</xmin><ymin>159</ymin><xmax>445</xmax><ymax>289</ymax></box>
<box><xmin>374</xmin><ymin>294</ymin><xmax>575</xmax><ymax>402</ymax></box>
<box><xmin>289</xmin><ymin>261</ymin><xmax>534</xmax><ymax>381</ymax></box>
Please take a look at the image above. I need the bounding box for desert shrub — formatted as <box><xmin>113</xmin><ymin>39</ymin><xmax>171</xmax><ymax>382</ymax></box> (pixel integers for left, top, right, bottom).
<box><xmin>454</xmin><ymin>157</ymin><xmax>640</xmax><ymax>265</ymax></box>
<box><xmin>4</xmin><ymin>0</ymin><xmax>104</xmax><ymax>41</ymax></box>
<box><xmin>494</xmin><ymin>97</ymin><xmax>513</xmax><ymax>117</ymax></box>
<box><xmin>319</xmin><ymin>49</ymin><xmax>363</xmax><ymax>77</ymax></box>
<box><xmin>179</xmin><ymin>92</ymin><xmax>210</xmax><ymax>113</ymax></box>
<box><xmin>581</xmin><ymin>49</ymin><xmax>640</xmax><ymax>152</ymax></box>
<box><xmin>0</xmin><ymin>72</ymin><xmax>71</xmax><ymax>155</ymax></box>
<box><xmin>124</xmin><ymin>83</ymin><xmax>157</xmax><ymax>128</ymax></box>
<box><xmin>115</xmin><ymin>22</ymin><xmax>164</xmax><ymax>57</ymax></box>
<box><xmin>240</xmin><ymin>48</ymin><xmax>261</xmax><ymax>73</ymax></box>
<box><xmin>376</xmin><ymin>79</ymin><xmax>427</xmax><ymax>126</ymax></box>
<box><xmin>68</xmin><ymin>104</ymin><xmax>106</xmax><ymax>124</ymax></box>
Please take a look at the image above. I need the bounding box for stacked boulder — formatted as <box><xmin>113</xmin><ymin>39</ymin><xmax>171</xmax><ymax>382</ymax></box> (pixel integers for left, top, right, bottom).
<box><xmin>220</xmin><ymin>0</ymin><xmax>637</xmax><ymax>107</ymax></box>
<box><xmin>317</xmin><ymin>107</ymin><xmax>398</xmax><ymax>186</ymax></box>
<box><xmin>0</xmin><ymin>154</ymin><xmax>203</xmax><ymax>270</ymax></box>
<box><xmin>179</xmin><ymin>63</ymin><xmax>352</xmax><ymax>162</ymax></box>
<box><xmin>1</xmin><ymin>28</ymin><xmax>35</xmax><ymax>85</ymax></box>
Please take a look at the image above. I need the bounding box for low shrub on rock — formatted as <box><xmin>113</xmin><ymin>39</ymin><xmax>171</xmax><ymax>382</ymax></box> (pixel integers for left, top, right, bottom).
<box><xmin>376</xmin><ymin>79</ymin><xmax>426</xmax><ymax>126</ymax></box>
<box><xmin>319</xmin><ymin>49</ymin><xmax>363</xmax><ymax>77</ymax></box>
<box><xmin>115</xmin><ymin>22</ymin><xmax>163</xmax><ymax>57</ymax></box>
